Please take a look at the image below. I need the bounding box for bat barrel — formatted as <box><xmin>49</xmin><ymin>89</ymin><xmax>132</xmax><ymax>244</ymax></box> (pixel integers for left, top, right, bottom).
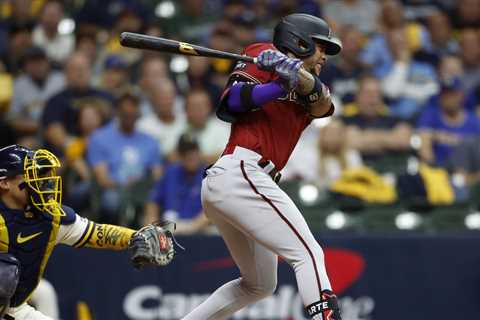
<box><xmin>120</xmin><ymin>32</ymin><xmax>256</xmax><ymax>63</ymax></box>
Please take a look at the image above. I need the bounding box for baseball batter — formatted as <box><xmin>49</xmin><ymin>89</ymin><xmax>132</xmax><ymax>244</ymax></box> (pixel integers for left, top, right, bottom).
<box><xmin>182</xmin><ymin>14</ymin><xmax>343</xmax><ymax>320</ymax></box>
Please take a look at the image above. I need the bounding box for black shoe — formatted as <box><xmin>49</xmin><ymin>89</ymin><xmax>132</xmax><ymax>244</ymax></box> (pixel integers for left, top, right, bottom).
<box><xmin>305</xmin><ymin>290</ymin><xmax>342</xmax><ymax>320</ymax></box>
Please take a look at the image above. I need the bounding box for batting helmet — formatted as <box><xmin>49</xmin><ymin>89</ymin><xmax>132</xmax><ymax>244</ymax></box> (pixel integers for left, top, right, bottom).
<box><xmin>273</xmin><ymin>14</ymin><xmax>342</xmax><ymax>58</ymax></box>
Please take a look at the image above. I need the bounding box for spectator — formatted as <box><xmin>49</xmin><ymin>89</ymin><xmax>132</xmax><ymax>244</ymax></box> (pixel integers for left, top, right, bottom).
<box><xmin>321</xmin><ymin>26</ymin><xmax>369</xmax><ymax>106</ymax></box>
<box><xmin>161</xmin><ymin>0</ymin><xmax>218</xmax><ymax>43</ymax></box>
<box><xmin>380</xmin><ymin>28</ymin><xmax>438</xmax><ymax>119</ymax></box>
<box><xmin>417</xmin><ymin>78</ymin><xmax>480</xmax><ymax>166</ymax></box>
<box><xmin>1</xmin><ymin>21</ymin><xmax>33</xmax><ymax>75</ymax></box>
<box><xmin>178</xmin><ymin>56</ymin><xmax>222</xmax><ymax>105</ymax></box>
<box><xmin>137</xmin><ymin>80</ymin><xmax>187</xmax><ymax>161</ymax></box>
<box><xmin>323</xmin><ymin>0</ymin><xmax>380</xmax><ymax>34</ymax></box>
<box><xmin>318</xmin><ymin>120</ymin><xmax>363</xmax><ymax>188</ymax></box>
<box><xmin>0</xmin><ymin>115</ymin><xmax>16</xmax><ymax>148</ymax></box>
<box><xmin>42</xmin><ymin>52</ymin><xmax>113</xmax><ymax>156</ymax></box>
<box><xmin>87</xmin><ymin>91</ymin><xmax>162</xmax><ymax>225</ymax></box>
<box><xmin>458</xmin><ymin>29</ymin><xmax>480</xmax><ymax>92</ymax></box>
<box><xmin>423</xmin><ymin>55</ymin><xmax>479</xmax><ymax>114</ymax></box>
<box><xmin>96</xmin><ymin>2</ymin><xmax>145</xmax><ymax>67</ymax></box>
<box><xmin>0</xmin><ymin>64</ymin><xmax>12</xmax><ymax>114</ymax></box>
<box><xmin>341</xmin><ymin>76</ymin><xmax>413</xmax><ymax>161</ymax></box>
<box><xmin>64</xmin><ymin>98</ymin><xmax>109</xmax><ymax>213</ymax></box>
<box><xmin>143</xmin><ymin>134</ymin><xmax>210</xmax><ymax>234</ymax></box>
<box><xmin>74</xmin><ymin>27</ymin><xmax>100</xmax><ymax>76</ymax></box>
<box><xmin>450</xmin><ymin>0</ymin><xmax>480</xmax><ymax>30</ymax></box>
<box><xmin>98</xmin><ymin>55</ymin><xmax>130</xmax><ymax>98</ymax></box>
<box><xmin>208</xmin><ymin>22</ymin><xmax>237</xmax><ymax>87</ymax></box>
<box><xmin>184</xmin><ymin>89</ymin><xmax>230</xmax><ymax>163</ymax></box>
<box><xmin>32</xmin><ymin>0</ymin><xmax>74</xmax><ymax>65</ymax></box>
<box><xmin>360</xmin><ymin>0</ymin><xmax>431</xmax><ymax>79</ymax></box>
<box><xmin>8</xmin><ymin>46</ymin><xmax>65</xmax><ymax>146</ymax></box>
<box><xmin>230</xmin><ymin>12</ymin><xmax>259</xmax><ymax>47</ymax></box>
<box><xmin>137</xmin><ymin>56</ymin><xmax>170</xmax><ymax>116</ymax></box>
<box><xmin>446</xmin><ymin>135</ymin><xmax>480</xmax><ymax>188</ymax></box>
<box><xmin>419</xmin><ymin>9</ymin><xmax>459</xmax><ymax>66</ymax></box>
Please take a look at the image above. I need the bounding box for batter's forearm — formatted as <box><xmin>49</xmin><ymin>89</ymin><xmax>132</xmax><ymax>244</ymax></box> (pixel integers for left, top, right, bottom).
<box><xmin>81</xmin><ymin>223</ymin><xmax>136</xmax><ymax>250</ymax></box>
<box><xmin>296</xmin><ymin>69</ymin><xmax>333</xmax><ymax>117</ymax></box>
<box><xmin>296</xmin><ymin>68</ymin><xmax>315</xmax><ymax>95</ymax></box>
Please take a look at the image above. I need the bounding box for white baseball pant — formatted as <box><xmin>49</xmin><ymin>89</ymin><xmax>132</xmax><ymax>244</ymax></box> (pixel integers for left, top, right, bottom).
<box><xmin>6</xmin><ymin>303</ymin><xmax>53</xmax><ymax>320</ymax></box>
<box><xmin>182</xmin><ymin>147</ymin><xmax>332</xmax><ymax>320</ymax></box>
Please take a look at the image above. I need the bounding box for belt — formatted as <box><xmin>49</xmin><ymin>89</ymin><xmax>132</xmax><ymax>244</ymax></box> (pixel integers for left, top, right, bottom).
<box><xmin>226</xmin><ymin>146</ymin><xmax>282</xmax><ymax>183</ymax></box>
<box><xmin>205</xmin><ymin>147</ymin><xmax>282</xmax><ymax>183</ymax></box>
<box><xmin>258</xmin><ymin>160</ymin><xmax>282</xmax><ymax>184</ymax></box>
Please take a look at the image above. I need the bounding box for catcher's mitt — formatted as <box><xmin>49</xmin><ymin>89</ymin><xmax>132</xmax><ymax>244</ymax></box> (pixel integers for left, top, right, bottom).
<box><xmin>128</xmin><ymin>221</ymin><xmax>182</xmax><ymax>268</ymax></box>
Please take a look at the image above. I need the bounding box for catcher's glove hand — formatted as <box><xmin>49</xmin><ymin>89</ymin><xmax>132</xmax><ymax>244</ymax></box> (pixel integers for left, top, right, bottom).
<box><xmin>128</xmin><ymin>221</ymin><xmax>182</xmax><ymax>269</ymax></box>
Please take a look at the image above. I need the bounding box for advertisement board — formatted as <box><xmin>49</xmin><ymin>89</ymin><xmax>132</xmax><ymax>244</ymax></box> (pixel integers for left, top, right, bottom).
<box><xmin>44</xmin><ymin>235</ymin><xmax>480</xmax><ymax>319</ymax></box>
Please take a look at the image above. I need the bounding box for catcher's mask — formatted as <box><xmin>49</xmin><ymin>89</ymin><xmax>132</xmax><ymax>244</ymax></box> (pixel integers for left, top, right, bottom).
<box><xmin>23</xmin><ymin>149</ymin><xmax>64</xmax><ymax>216</ymax></box>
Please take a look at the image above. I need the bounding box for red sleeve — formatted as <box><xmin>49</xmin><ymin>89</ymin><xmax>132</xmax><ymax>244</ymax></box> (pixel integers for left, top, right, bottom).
<box><xmin>216</xmin><ymin>43</ymin><xmax>279</xmax><ymax>123</ymax></box>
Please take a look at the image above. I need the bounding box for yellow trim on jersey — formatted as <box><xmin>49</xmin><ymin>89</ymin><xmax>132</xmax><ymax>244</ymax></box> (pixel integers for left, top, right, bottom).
<box><xmin>0</xmin><ymin>214</ymin><xmax>9</xmax><ymax>253</ymax></box>
<box><xmin>74</xmin><ymin>221</ymin><xmax>95</xmax><ymax>248</ymax></box>
<box><xmin>19</xmin><ymin>213</ymin><xmax>61</xmax><ymax>306</ymax></box>
<box><xmin>38</xmin><ymin>214</ymin><xmax>60</xmax><ymax>280</ymax></box>
<box><xmin>84</xmin><ymin>224</ymin><xmax>135</xmax><ymax>250</ymax></box>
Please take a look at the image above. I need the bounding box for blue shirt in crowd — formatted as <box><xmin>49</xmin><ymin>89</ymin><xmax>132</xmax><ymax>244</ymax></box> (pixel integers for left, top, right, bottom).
<box><xmin>149</xmin><ymin>163</ymin><xmax>204</xmax><ymax>220</ymax></box>
<box><xmin>417</xmin><ymin>107</ymin><xmax>480</xmax><ymax>166</ymax></box>
<box><xmin>87</xmin><ymin>121</ymin><xmax>162</xmax><ymax>185</ymax></box>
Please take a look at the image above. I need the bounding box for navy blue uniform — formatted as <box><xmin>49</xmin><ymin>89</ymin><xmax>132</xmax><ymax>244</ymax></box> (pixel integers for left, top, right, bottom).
<box><xmin>0</xmin><ymin>203</ymin><xmax>76</xmax><ymax>307</ymax></box>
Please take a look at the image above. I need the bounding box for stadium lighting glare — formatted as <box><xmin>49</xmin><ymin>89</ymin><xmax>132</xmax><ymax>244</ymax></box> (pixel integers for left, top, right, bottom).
<box><xmin>170</xmin><ymin>56</ymin><xmax>189</xmax><ymax>73</ymax></box>
<box><xmin>58</xmin><ymin>18</ymin><xmax>75</xmax><ymax>35</ymax></box>
<box><xmin>298</xmin><ymin>184</ymin><xmax>319</xmax><ymax>205</ymax></box>
<box><xmin>465</xmin><ymin>212</ymin><xmax>480</xmax><ymax>230</ymax></box>
<box><xmin>395</xmin><ymin>212</ymin><xmax>421</xmax><ymax>230</ymax></box>
<box><xmin>155</xmin><ymin>1</ymin><xmax>176</xmax><ymax>18</ymax></box>
<box><xmin>325</xmin><ymin>211</ymin><xmax>347</xmax><ymax>230</ymax></box>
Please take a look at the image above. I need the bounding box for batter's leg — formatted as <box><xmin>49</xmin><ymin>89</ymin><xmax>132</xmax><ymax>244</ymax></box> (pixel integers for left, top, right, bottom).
<box><xmin>182</xmin><ymin>199</ymin><xmax>278</xmax><ymax>320</ymax></box>
<box><xmin>212</xmin><ymin>161</ymin><xmax>336</xmax><ymax>318</ymax></box>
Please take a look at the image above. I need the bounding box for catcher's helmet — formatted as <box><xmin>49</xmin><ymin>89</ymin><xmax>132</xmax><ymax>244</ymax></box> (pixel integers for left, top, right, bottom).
<box><xmin>273</xmin><ymin>13</ymin><xmax>342</xmax><ymax>58</ymax></box>
<box><xmin>0</xmin><ymin>145</ymin><xmax>31</xmax><ymax>179</ymax></box>
<box><xmin>0</xmin><ymin>145</ymin><xmax>64</xmax><ymax>216</ymax></box>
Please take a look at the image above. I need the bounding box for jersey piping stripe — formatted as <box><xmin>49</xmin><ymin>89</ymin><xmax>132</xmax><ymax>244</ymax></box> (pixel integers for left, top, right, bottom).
<box><xmin>240</xmin><ymin>160</ymin><xmax>323</xmax><ymax>297</ymax></box>
<box><xmin>79</xmin><ymin>222</ymin><xmax>96</xmax><ymax>248</ymax></box>
<box><xmin>231</xmin><ymin>70</ymin><xmax>262</xmax><ymax>84</ymax></box>
<box><xmin>73</xmin><ymin>221</ymin><xmax>94</xmax><ymax>248</ymax></box>
<box><xmin>0</xmin><ymin>213</ymin><xmax>9</xmax><ymax>252</ymax></box>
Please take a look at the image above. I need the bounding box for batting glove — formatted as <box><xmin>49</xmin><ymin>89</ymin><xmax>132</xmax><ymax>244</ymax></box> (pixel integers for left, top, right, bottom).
<box><xmin>256</xmin><ymin>49</ymin><xmax>287</xmax><ymax>71</ymax></box>
<box><xmin>275</xmin><ymin>57</ymin><xmax>303</xmax><ymax>91</ymax></box>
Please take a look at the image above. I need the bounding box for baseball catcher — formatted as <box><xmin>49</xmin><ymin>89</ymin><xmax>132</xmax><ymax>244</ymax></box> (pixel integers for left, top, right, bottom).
<box><xmin>0</xmin><ymin>145</ymin><xmax>177</xmax><ymax>320</ymax></box>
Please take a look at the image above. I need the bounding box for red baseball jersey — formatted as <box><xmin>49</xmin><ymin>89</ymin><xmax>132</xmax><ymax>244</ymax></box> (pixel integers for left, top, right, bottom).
<box><xmin>220</xmin><ymin>43</ymin><xmax>333</xmax><ymax>170</ymax></box>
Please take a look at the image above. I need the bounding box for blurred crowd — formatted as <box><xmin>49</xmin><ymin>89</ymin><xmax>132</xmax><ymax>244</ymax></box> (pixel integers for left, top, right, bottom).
<box><xmin>0</xmin><ymin>0</ymin><xmax>480</xmax><ymax>232</ymax></box>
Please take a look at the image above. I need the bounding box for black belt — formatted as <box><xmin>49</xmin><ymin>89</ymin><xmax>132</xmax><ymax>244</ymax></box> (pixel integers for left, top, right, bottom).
<box><xmin>203</xmin><ymin>159</ymin><xmax>281</xmax><ymax>183</ymax></box>
<box><xmin>4</xmin><ymin>315</ymin><xmax>14</xmax><ymax>320</ymax></box>
<box><xmin>258</xmin><ymin>160</ymin><xmax>282</xmax><ymax>184</ymax></box>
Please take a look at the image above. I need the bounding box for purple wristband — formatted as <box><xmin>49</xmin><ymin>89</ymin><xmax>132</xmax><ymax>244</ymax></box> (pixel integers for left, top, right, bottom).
<box><xmin>227</xmin><ymin>81</ymin><xmax>286</xmax><ymax>112</ymax></box>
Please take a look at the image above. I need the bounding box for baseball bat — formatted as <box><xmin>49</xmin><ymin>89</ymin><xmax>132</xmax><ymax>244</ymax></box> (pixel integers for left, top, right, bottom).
<box><xmin>120</xmin><ymin>32</ymin><xmax>257</xmax><ymax>63</ymax></box>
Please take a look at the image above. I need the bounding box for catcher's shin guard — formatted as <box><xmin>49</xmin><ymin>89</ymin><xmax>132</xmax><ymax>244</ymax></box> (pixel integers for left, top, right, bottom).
<box><xmin>305</xmin><ymin>290</ymin><xmax>341</xmax><ymax>320</ymax></box>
